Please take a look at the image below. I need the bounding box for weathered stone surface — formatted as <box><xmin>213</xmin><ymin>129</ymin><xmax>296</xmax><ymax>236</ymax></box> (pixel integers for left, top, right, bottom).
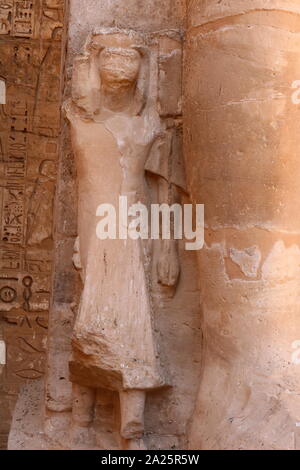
<box><xmin>68</xmin><ymin>0</ymin><xmax>186</xmax><ymax>54</ymax></box>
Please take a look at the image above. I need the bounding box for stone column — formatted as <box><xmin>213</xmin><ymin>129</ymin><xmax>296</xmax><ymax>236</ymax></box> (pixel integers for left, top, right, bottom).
<box><xmin>185</xmin><ymin>0</ymin><xmax>300</xmax><ymax>449</ymax></box>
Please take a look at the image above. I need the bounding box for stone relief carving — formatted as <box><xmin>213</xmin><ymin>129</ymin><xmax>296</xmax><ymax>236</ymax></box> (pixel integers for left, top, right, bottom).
<box><xmin>0</xmin><ymin>0</ymin><xmax>64</xmax><ymax>39</ymax></box>
<box><xmin>0</xmin><ymin>0</ymin><xmax>65</xmax><ymax>449</ymax></box>
<box><xmin>65</xmin><ymin>28</ymin><xmax>186</xmax><ymax>449</ymax></box>
<box><xmin>26</xmin><ymin>159</ymin><xmax>56</xmax><ymax>246</ymax></box>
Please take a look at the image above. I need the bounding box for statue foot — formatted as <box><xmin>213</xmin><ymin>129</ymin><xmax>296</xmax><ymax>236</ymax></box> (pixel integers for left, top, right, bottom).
<box><xmin>120</xmin><ymin>390</ymin><xmax>146</xmax><ymax>440</ymax></box>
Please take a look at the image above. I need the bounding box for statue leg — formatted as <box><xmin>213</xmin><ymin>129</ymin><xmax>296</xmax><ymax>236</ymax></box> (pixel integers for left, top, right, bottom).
<box><xmin>70</xmin><ymin>384</ymin><xmax>96</xmax><ymax>448</ymax></box>
<box><xmin>119</xmin><ymin>390</ymin><xmax>147</xmax><ymax>449</ymax></box>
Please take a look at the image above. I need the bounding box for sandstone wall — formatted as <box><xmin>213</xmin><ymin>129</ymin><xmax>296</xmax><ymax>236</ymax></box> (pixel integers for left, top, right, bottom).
<box><xmin>0</xmin><ymin>0</ymin><xmax>66</xmax><ymax>449</ymax></box>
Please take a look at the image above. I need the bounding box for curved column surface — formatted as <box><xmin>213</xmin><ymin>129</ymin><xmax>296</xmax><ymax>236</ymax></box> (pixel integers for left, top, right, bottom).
<box><xmin>185</xmin><ymin>0</ymin><xmax>300</xmax><ymax>449</ymax></box>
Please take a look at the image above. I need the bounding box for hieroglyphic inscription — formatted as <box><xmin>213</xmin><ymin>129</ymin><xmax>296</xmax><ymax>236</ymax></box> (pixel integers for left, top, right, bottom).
<box><xmin>0</xmin><ymin>0</ymin><xmax>65</xmax><ymax>448</ymax></box>
<box><xmin>0</xmin><ymin>1</ymin><xmax>36</xmax><ymax>38</ymax></box>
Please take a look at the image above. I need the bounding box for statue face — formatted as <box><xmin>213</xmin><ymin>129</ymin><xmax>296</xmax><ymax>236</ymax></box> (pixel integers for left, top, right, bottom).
<box><xmin>39</xmin><ymin>160</ymin><xmax>56</xmax><ymax>178</ymax></box>
<box><xmin>99</xmin><ymin>48</ymin><xmax>140</xmax><ymax>88</ymax></box>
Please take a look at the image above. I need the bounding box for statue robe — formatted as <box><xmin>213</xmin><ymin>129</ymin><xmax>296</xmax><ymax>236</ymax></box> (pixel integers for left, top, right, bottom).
<box><xmin>68</xmin><ymin>107</ymin><xmax>168</xmax><ymax>391</ymax></box>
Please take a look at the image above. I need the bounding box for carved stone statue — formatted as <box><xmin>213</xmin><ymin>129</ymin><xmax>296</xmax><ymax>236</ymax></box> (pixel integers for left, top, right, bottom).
<box><xmin>65</xmin><ymin>28</ymin><xmax>185</xmax><ymax>449</ymax></box>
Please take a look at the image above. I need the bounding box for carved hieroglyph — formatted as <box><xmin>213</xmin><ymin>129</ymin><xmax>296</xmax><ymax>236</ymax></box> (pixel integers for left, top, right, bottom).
<box><xmin>65</xmin><ymin>28</ymin><xmax>186</xmax><ymax>449</ymax></box>
<box><xmin>0</xmin><ymin>0</ymin><xmax>65</xmax><ymax>449</ymax></box>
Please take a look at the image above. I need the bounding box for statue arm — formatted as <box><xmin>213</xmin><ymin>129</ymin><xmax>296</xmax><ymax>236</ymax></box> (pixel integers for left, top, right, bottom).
<box><xmin>145</xmin><ymin>129</ymin><xmax>186</xmax><ymax>290</ymax></box>
<box><xmin>156</xmin><ymin>176</ymin><xmax>181</xmax><ymax>290</ymax></box>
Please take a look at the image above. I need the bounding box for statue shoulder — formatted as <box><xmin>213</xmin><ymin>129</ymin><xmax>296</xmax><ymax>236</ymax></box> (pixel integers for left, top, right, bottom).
<box><xmin>63</xmin><ymin>99</ymin><xmax>95</xmax><ymax>125</ymax></box>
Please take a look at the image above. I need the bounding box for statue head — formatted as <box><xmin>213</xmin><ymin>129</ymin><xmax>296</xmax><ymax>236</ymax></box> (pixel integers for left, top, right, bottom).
<box><xmin>99</xmin><ymin>48</ymin><xmax>141</xmax><ymax>91</ymax></box>
<box><xmin>72</xmin><ymin>28</ymin><xmax>149</xmax><ymax>117</ymax></box>
<box><xmin>39</xmin><ymin>160</ymin><xmax>56</xmax><ymax>179</ymax></box>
